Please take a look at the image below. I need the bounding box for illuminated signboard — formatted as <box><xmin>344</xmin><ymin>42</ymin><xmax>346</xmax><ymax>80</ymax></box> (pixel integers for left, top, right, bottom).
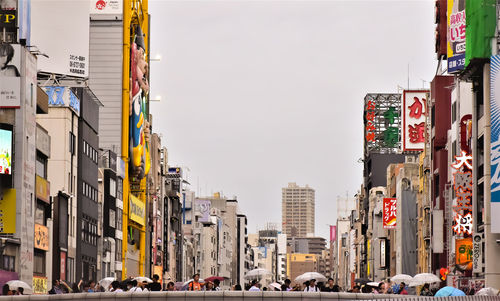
<box><xmin>383</xmin><ymin>198</ymin><xmax>397</xmax><ymax>229</ymax></box>
<box><xmin>402</xmin><ymin>90</ymin><xmax>428</xmax><ymax>152</ymax></box>
<box><xmin>447</xmin><ymin>0</ymin><xmax>466</xmax><ymax>73</ymax></box>
<box><xmin>364</xmin><ymin>94</ymin><xmax>401</xmax><ymax>154</ymax></box>
<box><xmin>0</xmin><ymin>124</ymin><xmax>12</xmax><ymax>175</ymax></box>
<box><xmin>451</xmin><ymin>151</ymin><xmax>473</xmax><ymax>235</ymax></box>
<box><xmin>455</xmin><ymin>237</ymin><xmax>472</xmax><ymax>270</ymax></box>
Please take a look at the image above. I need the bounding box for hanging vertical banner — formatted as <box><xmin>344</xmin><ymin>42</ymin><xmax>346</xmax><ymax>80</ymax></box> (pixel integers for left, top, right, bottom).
<box><xmin>472</xmin><ymin>234</ymin><xmax>482</xmax><ymax>273</ymax></box>
<box><xmin>455</xmin><ymin>237</ymin><xmax>473</xmax><ymax>270</ymax></box>
<box><xmin>383</xmin><ymin>198</ymin><xmax>397</xmax><ymax>229</ymax></box>
<box><xmin>402</xmin><ymin>91</ymin><xmax>428</xmax><ymax>152</ymax></box>
<box><xmin>447</xmin><ymin>0</ymin><xmax>466</xmax><ymax>73</ymax></box>
<box><xmin>330</xmin><ymin>225</ymin><xmax>336</xmax><ymax>242</ymax></box>
<box><xmin>451</xmin><ymin>151</ymin><xmax>473</xmax><ymax>235</ymax></box>
<box><xmin>490</xmin><ymin>55</ymin><xmax>500</xmax><ymax>233</ymax></box>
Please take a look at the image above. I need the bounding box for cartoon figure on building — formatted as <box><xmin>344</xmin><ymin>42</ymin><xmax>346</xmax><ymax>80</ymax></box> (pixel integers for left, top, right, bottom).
<box><xmin>129</xmin><ymin>25</ymin><xmax>151</xmax><ymax>179</ymax></box>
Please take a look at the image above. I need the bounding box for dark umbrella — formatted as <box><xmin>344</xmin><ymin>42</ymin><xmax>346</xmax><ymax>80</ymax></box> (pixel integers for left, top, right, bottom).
<box><xmin>354</xmin><ymin>278</ymin><xmax>372</xmax><ymax>285</ymax></box>
<box><xmin>204</xmin><ymin>276</ymin><xmax>227</xmax><ymax>282</ymax></box>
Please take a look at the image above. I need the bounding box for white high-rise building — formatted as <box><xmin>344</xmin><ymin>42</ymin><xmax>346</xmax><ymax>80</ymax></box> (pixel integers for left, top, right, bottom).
<box><xmin>282</xmin><ymin>183</ymin><xmax>315</xmax><ymax>238</ymax></box>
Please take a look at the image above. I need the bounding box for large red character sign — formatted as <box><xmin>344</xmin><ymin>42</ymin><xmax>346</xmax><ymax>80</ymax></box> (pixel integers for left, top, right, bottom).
<box><xmin>403</xmin><ymin>91</ymin><xmax>429</xmax><ymax>151</ymax></box>
<box><xmin>451</xmin><ymin>151</ymin><xmax>473</xmax><ymax>235</ymax></box>
<box><xmin>383</xmin><ymin>198</ymin><xmax>397</xmax><ymax>229</ymax></box>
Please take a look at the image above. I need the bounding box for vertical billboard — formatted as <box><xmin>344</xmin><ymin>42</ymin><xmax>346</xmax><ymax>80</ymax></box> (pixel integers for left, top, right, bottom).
<box><xmin>0</xmin><ymin>124</ymin><xmax>13</xmax><ymax>175</ymax></box>
<box><xmin>490</xmin><ymin>55</ymin><xmax>500</xmax><ymax>232</ymax></box>
<box><xmin>195</xmin><ymin>199</ymin><xmax>211</xmax><ymax>224</ymax></box>
<box><xmin>447</xmin><ymin>0</ymin><xmax>466</xmax><ymax>73</ymax></box>
<box><xmin>0</xmin><ymin>1</ymin><xmax>17</xmax><ymax>42</ymax></box>
<box><xmin>0</xmin><ymin>43</ymin><xmax>21</xmax><ymax>108</ymax></box>
<box><xmin>31</xmin><ymin>0</ymin><xmax>89</xmax><ymax>77</ymax></box>
<box><xmin>383</xmin><ymin>198</ymin><xmax>397</xmax><ymax>229</ymax></box>
<box><xmin>364</xmin><ymin>94</ymin><xmax>401</xmax><ymax>153</ymax></box>
<box><xmin>0</xmin><ymin>189</ymin><xmax>16</xmax><ymax>233</ymax></box>
<box><xmin>330</xmin><ymin>225</ymin><xmax>336</xmax><ymax>242</ymax></box>
<box><xmin>402</xmin><ymin>90</ymin><xmax>428</xmax><ymax>151</ymax></box>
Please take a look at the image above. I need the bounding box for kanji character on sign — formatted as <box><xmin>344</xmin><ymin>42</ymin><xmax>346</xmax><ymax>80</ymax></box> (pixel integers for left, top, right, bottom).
<box><xmin>366</xmin><ymin>111</ymin><xmax>375</xmax><ymax>121</ymax></box>
<box><xmin>454</xmin><ymin>171</ymin><xmax>473</xmax><ymax>192</ymax></box>
<box><xmin>366</xmin><ymin>100</ymin><xmax>375</xmax><ymax>111</ymax></box>
<box><xmin>408</xmin><ymin>96</ymin><xmax>426</xmax><ymax>119</ymax></box>
<box><xmin>366</xmin><ymin>122</ymin><xmax>375</xmax><ymax>133</ymax></box>
<box><xmin>453</xmin><ymin>213</ymin><xmax>473</xmax><ymax>235</ymax></box>
<box><xmin>452</xmin><ymin>151</ymin><xmax>473</xmax><ymax>170</ymax></box>
<box><xmin>455</xmin><ymin>189</ymin><xmax>472</xmax><ymax>208</ymax></box>
<box><xmin>366</xmin><ymin>132</ymin><xmax>375</xmax><ymax>142</ymax></box>
<box><xmin>383</xmin><ymin>107</ymin><xmax>397</xmax><ymax>125</ymax></box>
<box><xmin>384</xmin><ymin>127</ymin><xmax>399</xmax><ymax>147</ymax></box>
<box><xmin>408</xmin><ymin>122</ymin><xmax>425</xmax><ymax>143</ymax></box>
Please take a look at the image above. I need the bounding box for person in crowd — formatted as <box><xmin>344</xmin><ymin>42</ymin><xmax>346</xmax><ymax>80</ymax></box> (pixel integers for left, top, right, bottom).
<box><xmin>398</xmin><ymin>282</ymin><xmax>408</xmax><ymax>295</ymax></box>
<box><xmin>213</xmin><ymin>279</ymin><xmax>221</xmax><ymax>291</ymax></box>
<box><xmin>128</xmin><ymin>280</ymin><xmax>143</xmax><ymax>292</ymax></box>
<box><xmin>148</xmin><ymin>274</ymin><xmax>162</xmax><ymax>291</ymax></box>
<box><xmin>110</xmin><ymin>281</ymin><xmax>123</xmax><ymax>293</ymax></box>
<box><xmin>49</xmin><ymin>280</ymin><xmax>64</xmax><ymax>294</ymax></box>
<box><xmin>304</xmin><ymin>279</ymin><xmax>320</xmax><ymax>292</ymax></box>
<box><xmin>352</xmin><ymin>285</ymin><xmax>361</xmax><ymax>293</ymax></box>
<box><xmin>2</xmin><ymin>284</ymin><xmax>11</xmax><ymax>295</ymax></box>
<box><xmin>87</xmin><ymin>280</ymin><xmax>97</xmax><ymax>293</ymax></box>
<box><xmin>205</xmin><ymin>281</ymin><xmax>214</xmax><ymax>291</ymax></box>
<box><xmin>16</xmin><ymin>287</ymin><xmax>24</xmax><ymax>295</ymax></box>
<box><xmin>291</xmin><ymin>284</ymin><xmax>302</xmax><ymax>291</ymax></box>
<box><xmin>281</xmin><ymin>284</ymin><xmax>288</xmax><ymax>291</ymax></box>
<box><xmin>323</xmin><ymin>278</ymin><xmax>339</xmax><ymax>292</ymax></box>
<box><xmin>141</xmin><ymin>281</ymin><xmax>149</xmax><ymax>291</ymax></box>
<box><xmin>248</xmin><ymin>280</ymin><xmax>260</xmax><ymax>291</ymax></box>
<box><xmin>166</xmin><ymin>282</ymin><xmax>175</xmax><ymax>291</ymax></box>
<box><xmin>420</xmin><ymin>283</ymin><xmax>433</xmax><ymax>296</ymax></box>
<box><xmin>284</xmin><ymin>279</ymin><xmax>292</xmax><ymax>291</ymax></box>
<box><xmin>233</xmin><ymin>284</ymin><xmax>242</xmax><ymax>291</ymax></box>
<box><xmin>262</xmin><ymin>287</ymin><xmax>268</xmax><ymax>291</ymax></box>
<box><xmin>188</xmin><ymin>273</ymin><xmax>204</xmax><ymax>291</ymax></box>
<box><xmin>361</xmin><ymin>285</ymin><xmax>371</xmax><ymax>293</ymax></box>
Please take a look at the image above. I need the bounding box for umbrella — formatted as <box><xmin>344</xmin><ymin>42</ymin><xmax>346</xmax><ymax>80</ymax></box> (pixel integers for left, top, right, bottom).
<box><xmin>367</xmin><ymin>282</ymin><xmax>380</xmax><ymax>287</ymax></box>
<box><xmin>409</xmin><ymin>273</ymin><xmax>441</xmax><ymax>287</ymax></box>
<box><xmin>204</xmin><ymin>276</ymin><xmax>227</xmax><ymax>282</ymax></box>
<box><xmin>134</xmin><ymin>276</ymin><xmax>153</xmax><ymax>283</ymax></box>
<box><xmin>268</xmin><ymin>282</ymin><xmax>281</xmax><ymax>291</ymax></box>
<box><xmin>98</xmin><ymin>277</ymin><xmax>116</xmax><ymax>291</ymax></box>
<box><xmin>390</xmin><ymin>274</ymin><xmax>413</xmax><ymax>284</ymax></box>
<box><xmin>354</xmin><ymin>278</ymin><xmax>371</xmax><ymax>285</ymax></box>
<box><xmin>476</xmin><ymin>287</ymin><xmax>499</xmax><ymax>296</ymax></box>
<box><xmin>6</xmin><ymin>280</ymin><xmax>32</xmax><ymax>295</ymax></box>
<box><xmin>244</xmin><ymin>268</ymin><xmax>272</xmax><ymax>280</ymax></box>
<box><xmin>435</xmin><ymin>286</ymin><xmax>465</xmax><ymax>297</ymax></box>
<box><xmin>183</xmin><ymin>278</ymin><xmax>205</xmax><ymax>286</ymax></box>
<box><xmin>295</xmin><ymin>272</ymin><xmax>327</xmax><ymax>283</ymax></box>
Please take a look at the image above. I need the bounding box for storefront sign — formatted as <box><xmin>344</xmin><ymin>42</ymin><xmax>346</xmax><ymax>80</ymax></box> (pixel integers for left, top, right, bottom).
<box><xmin>0</xmin><ymin>189</ymin><xmax>16</xmax><ymax>233</ymax></box>
<box><xmin>0</xmin><ymin>125</ymin><xmax>13</xmax><ymax>175</ymax></box>
<box><xmin>490</xmin><ymin>55</ymin><xmax>500</xmax><ymax>233</ymax></box>
<box><xmin>451</xmin><ymin>151</ymin><xmax>473</xmax><ymax>235</ymax></box>
<box><xmin>60</xmin><ymin>252</ymin><xmax>66</xmax><ymax>281</ymax></box>
<box><xmin>0</xmin><ymin>9</ymin><xmax>16</xmax><ymax>29</ymax></box>
<box><xmin>380</xmin><ymin>239</ymin><xmax>386</xmax><ymax>268</ymax></box>
<box><xmin>90</xmin><ymin>0</ymin><xmax>122</xmax><ymax>14</ymax></box>
<box><xmin>473</xmin><ymin>234</ymin><xmax>482</xmax><ymax>273</ymax></box>
<box><xmin>129</xmin><ymin>194</ymin><xmax>145</xmax><ymax>226</ymax></box>
<box><xmin>456</xmin><ymin>237</ymin><xmax>473</xmax><ymax>270</ymax></box>
<box><xmin>35</xmin><ymin>176</ymin><xmax>50</xmax><ymax>204</ymax></box>
<box><xmin>447</xmin><ymin>0</ymin><xmax>466</xmax><ymax>73</ymax></box>
<box><xmin>0</xmin><ymin>44</ymin><xmax>21</xmax><ymax>108</ymax></box>
<box><xmin>402</xmin><ymin>90</ymin><xmax>428</xmax><ymax>151</ymax></box>
<box><xmin>33</xmin><ymin>276</ymin><xmax>47</xmax><ymax>294</ymax></box>
<box><xmin>34</xmin><ymin>224</ymin><xmax>49</xmax><ymax>251</ymax></box>
<box><xmin>44</xmin><ymin>86</ymin><xmax>80</xmax><ymax>116</ymax></box>
<box><xmin>383</xmin><ymin>198</ymin><xmax>397</xmax><ymax>229</ymax></box>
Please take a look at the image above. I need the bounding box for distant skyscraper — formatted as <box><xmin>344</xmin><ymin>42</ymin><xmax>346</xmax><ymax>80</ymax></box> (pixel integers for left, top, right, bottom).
<box><xmin>282</xmin><ymin>182</ymin><xmax>315</xmax><ymax>238</ymax></box>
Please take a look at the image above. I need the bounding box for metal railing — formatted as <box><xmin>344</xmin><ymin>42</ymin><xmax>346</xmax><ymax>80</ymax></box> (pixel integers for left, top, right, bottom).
<box><xmin>1</xmin><ymin>292</ymin><xmax>499</xmax><ymax>300</ymax></box>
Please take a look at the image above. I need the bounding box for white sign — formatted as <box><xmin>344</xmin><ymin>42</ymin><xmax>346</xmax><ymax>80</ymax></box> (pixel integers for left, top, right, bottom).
<box><xmin>0</xmin><ymin>43</ymin><xmax>21</xmax><ymax>108</ymax></box>
<box><xmin>31</xmin><ymin>0</ymin><xmax>89</xmax><ymax>77</ymax></box>
<box><xmin>380</xmin><ymin>239</ymin><xmax>386</xmax><ymax>268</ymax></box>
<box><xmin>90</xmin><ymin>0</ymin><xmax>122</xmax><ymax>14</ymax></box>
<box><xmin>402</xmin><ymin>90</ymin><xmax>429</xmax><ymax>151</ymax></box>
<box><xmin>473</xmin><ymin>234</ymin><xmax>482</xmax><ymax>273</ymax></box>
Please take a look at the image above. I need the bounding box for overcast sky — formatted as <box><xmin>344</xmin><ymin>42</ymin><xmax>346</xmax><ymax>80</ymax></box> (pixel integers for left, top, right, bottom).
<box><xmin>149</xmin><ymin>0</ymin><xmax>436</xmax><ymax>240</ymax></box>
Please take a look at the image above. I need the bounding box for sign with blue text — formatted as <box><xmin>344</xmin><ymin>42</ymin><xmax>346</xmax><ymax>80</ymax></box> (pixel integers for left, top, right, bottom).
<box><xmin>490</xmin><ymin>55</ymin><xmax>500</xmax><ymax>232</ymax></box>
<box><xmin>44</xmin><ymin>86</ymin><xmax>80</xmax><ymax>116</ymax></box>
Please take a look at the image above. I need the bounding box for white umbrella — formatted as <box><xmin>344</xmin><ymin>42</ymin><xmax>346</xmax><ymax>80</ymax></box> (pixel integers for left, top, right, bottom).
<box><xmin>367</xmin><ymin>282</ymin><xmax>380</xmax><ymax>287</ymax></box>
<box><xmin>390</xmin><ymin>274</ymin><xmax>413</xmax><ymax>284</ymax></box>
<box><xmin>134</xmin><ymin>276</ymin><xmax>153</xmax><ymax>283</ymax></box>
<box><xmin>409</xmin><ymin>273</ymin><xmax>441</xmax><ymax>287</ymax></box>
<box><xmin>476</xmin><ymin>287</ymin><xmax>499</xmax><ymax>296</ymax></box>
<box><xmin>268</xmin><ymin>282</ymin><xmax>281</xmax><ymax>291</ymax></box>
<box><xmin>294</xmin><ymin>272</ymin><xmax>327</xmax><ymax>283</ymax></box>
<box><xmin>183</xmin><ymin>278</ymin><xmax>205</xmax><ymax>286</ymax></box>
<box><xmin>6</xmin><ymin>280</ymin><xmax>32</xmax><ymax>294</ymax></box>
<box><xmin>244</xmin><ymin>268</ymin><xmax>272</xmax><ymax>280</ymax></box>
<box><xmin>98</xmin><ymin>277</ymin><xmax>116</xmax><ymax>291</ymax></box>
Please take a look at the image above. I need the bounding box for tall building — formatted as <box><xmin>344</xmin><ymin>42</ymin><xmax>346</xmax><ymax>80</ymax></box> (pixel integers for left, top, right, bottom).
<box><xmin>282</xmin><ymin>183</ymin><xmax>315</xmax><ymax>238</ymax></box>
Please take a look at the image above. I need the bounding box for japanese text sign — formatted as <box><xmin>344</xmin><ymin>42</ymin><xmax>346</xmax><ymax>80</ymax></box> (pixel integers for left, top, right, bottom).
<box><xmin>403</xmin><ymin>91</ymin><xmax>428</xmax><ymax>151</ymax></box>
<box><xmin>383</xmin><ymin>198</ymin><xmax>397</xmax><ymax>229</ymax></box>
<box><xmin>365</xmin><ymin>99</ymin><xmax>377</xmax><ymax>143</ymax></box>
<box><xmin>451</xmin><ymin>150</ymin><xmax>473</xmax><ymax>236</ymax></box>
<box><xmin>447</xmin><ymin>0</ymin><xmax>466</xmax><ymax>73</ymax></box>
<box><xmin>490</xmin><ymin>55</ymin><xmax>500</xmax><ymax>233</ymax></box>
<box><xmin>455</xmin><ymin>237</ymin><xmax>473</xmax><ymax>270</ymax></box>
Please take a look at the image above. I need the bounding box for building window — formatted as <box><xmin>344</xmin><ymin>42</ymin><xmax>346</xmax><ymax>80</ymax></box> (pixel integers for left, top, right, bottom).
<box><xmin>36</xmin><ymin>152</ymin><xmax>47</xmax><ymax>178</ymax></box>
<box><xmin>67</xmin><ymin>257</ymin><xmax>74</xmax><ymax>284</ymax></box>
<box><xmin>33</xmin><ymin>251</ymin><xmax>45</xmax><ymax>275</ymax></box>
<box><xmin>35</xmin><ymin>201</ymin><xmax>46</xmax><ymax>225</ymax></box>
<box><xmin>109</xmin><ymin>178</ymin><xmax>116</xmax><ymax>198</ymax></box>
<box><xmin>109</xmin><ymin>209</ymin><xmax>116</xmax><ymax>228</ymax></box>
<box><xmin>116</xmin><ymin>239</ymin><xmax>122</xmax><ymax>261</ymax></box>
<box><xmin>3</xmin><ymin>255</ymin><xmax>15</xmax><ymax>272</ymax></box>
<box><xmin>116</xmin><ymin>209</ymin><xmax>123</xmax><ymax>232</ymax></box>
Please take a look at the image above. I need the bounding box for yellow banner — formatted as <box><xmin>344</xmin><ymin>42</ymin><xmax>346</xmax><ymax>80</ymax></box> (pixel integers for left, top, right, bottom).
<box><xmin>0</xmin><ymin>189</ymin><xmax>15</xmax><ymax>233</ymax></box>
<box><xmin>35</xmin><ymin>175</ymin><xmax>50</xmax><ymax>204</ymax></box>
<box><xmin>33</xmin><ymin>276</ymin><xmax>47</xmax><ymax>294</ymax></box>
<box><xmin>129</xmin><ymin>194</ymin><xmax>145</xmax><ymax>226</ymax></box>
<box><xmin>34</xmin><ymin>224</ymin><xmax>49</xmax><ymax>251</ymax></box>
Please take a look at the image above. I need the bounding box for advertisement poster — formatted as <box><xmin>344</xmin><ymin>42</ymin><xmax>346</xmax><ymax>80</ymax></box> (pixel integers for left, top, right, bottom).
<box><xmin>0</xmin><ymin>189</ymin><xmax>16</xmax><ymax>233</ymax></box>
<box><xmin>129</xmin><ymin>194</ymin><xmax>145</xmax><ymax>226</ymax></box>
<box><xmin>32</xmin><ymin>276</ymin><xmax>47</xmax><ymax>294</ymax></box>
<box><xmin>0</xmin><ymin>126</ymin><xmax>12</xmax><ymax>175</ymax></box>
<box><xmin>455</xmin><ymin>237</ymin><xmax>473</xmax><ymax>270</ymax></box>
<box><xmin>90</xmin><ymin>0</ymin><xmax>122</xmax><ymax>14</ymax></box>
<box><xmin>383</xmin><ymin>198</ymin><xmax>397</xmax><ymax>229</ymax></box>
<box><xmin>0</xmin><ymin>43</ymin><xmax>21</xmax><ymax>108</ymax></box>
<box><xmin>490</xmin><ymin>55</ymin><xmax>500</xmax><ymax>232</ymax></box>
<box><xmin>330</xmin><ymin>225</ymin><xmax>336</xmax><ymax>242</ymax></box>
<box><xmin>447</xmin><ymin>0</ymin><xmax>466</xmax><ymax>73</ymax></box>
<box><xmin>402</xmin><ymin>91</ymin><xmax>428</xmax><ymax>151</ymax></box>
<box><xmin>34</xmin><ymin>223</ymin><xmax>49</xmax><ymax>251</ymax></box>
<box><xmin>195</xmin><ymin>199</ymin><xmax>211</xmax><ymax>223</ymax></box>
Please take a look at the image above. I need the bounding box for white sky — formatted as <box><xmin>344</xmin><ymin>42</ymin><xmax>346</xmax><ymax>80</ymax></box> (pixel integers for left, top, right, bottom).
<box><xmin>149</xmin><ymin>0</ymin><xmax>436</xmax><ymax>240</ymax></box>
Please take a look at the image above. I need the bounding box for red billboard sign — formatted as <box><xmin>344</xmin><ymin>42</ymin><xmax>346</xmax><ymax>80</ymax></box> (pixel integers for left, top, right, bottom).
<box><xmin>383</xmin><ymin>198</ymin><xmax>397</xmax><ymax>229</ymax></box>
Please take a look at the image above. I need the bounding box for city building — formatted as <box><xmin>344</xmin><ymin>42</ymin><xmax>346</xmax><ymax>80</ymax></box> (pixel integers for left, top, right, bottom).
<box><xmin>286</xmin><ymin>253</ymin><xmax>317</xmax><ymax>286</ymax></box>
<box><xmin>282</xmin><ymin>183</ymin><xmax>315</xmax><ymax>238</ymax></box>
